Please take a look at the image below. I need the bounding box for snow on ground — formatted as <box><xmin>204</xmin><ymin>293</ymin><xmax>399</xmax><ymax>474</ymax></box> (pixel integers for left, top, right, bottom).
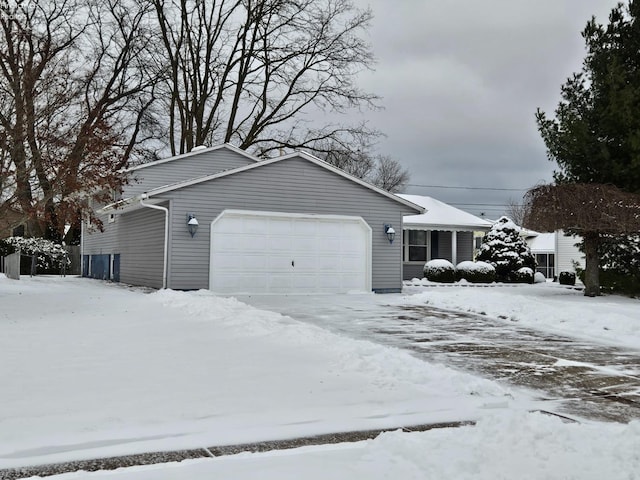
<box><xmin>401</xmin><ymin>281</ymin><xmax>640</xmax><ymax>349</ymax></box>
<box><xmin>0</xmin><ymin>275</ymin><xmax>523</xmax><ymax>470</ymax></box>
<box><xmin>34</xmin><ymin>412</ymin><xmax>640</xmax><ymax>480</ymax></box>
<box><xmin>2</xmin><ymin>275</ymin><xmax>640</xmax><ymax>479</ymax></box>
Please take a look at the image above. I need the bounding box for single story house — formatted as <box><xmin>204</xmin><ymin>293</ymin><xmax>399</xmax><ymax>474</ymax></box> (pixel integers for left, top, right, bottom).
<box><xmin>82</xmin><ymin>144</ymin><xmax>423</xmax><ymax>294</ymax></box>
<box><xmin>524</xmin><ymin>229</ymin><xmax>585</xmax><ymax>279</ymax></box>
<box><xmin>396</xmin><ymin>194</ymin><xmax>493</xmax><ymax>280</ymax></box>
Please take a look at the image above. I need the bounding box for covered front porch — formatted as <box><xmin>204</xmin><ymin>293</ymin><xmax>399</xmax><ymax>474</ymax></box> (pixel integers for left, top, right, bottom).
<box><xmin>402</xmin><ymin>229</ymin><xmax>475</xmax><ymax>280</ymax></box>
<box><xmin>397</xmin><ymin>194</ymin><xmax>493</xmax><ymax>281</ymax></box>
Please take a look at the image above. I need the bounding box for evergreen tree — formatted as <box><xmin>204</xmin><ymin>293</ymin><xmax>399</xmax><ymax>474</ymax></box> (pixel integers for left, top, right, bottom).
<box><xmin>534</xmin><ymin>1</ymin><xmax>640</xmax><ymax>295</ymax></box>
<box><xmin>536</xmin><ymin>1</ymin><xmax>640</xmax><ymax>192</ymax></box>
<box><xmin>477</xmin><ymin>217</ymin><xmax>536</xmax><ymax>283</ymax></box>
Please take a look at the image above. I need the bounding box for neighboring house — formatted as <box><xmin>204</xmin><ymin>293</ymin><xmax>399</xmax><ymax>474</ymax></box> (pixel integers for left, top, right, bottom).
<box><xmin>82</xmin><ymin>144</ymin><xmax>423</xmax><ymax>294</ymax></box>
<box><xmin>397</xmin><ymin>194</ymin><xmax>493</xmax><ymax>280</ymax></box>
<box><xmin>524</xmin><ymin>230</ymin><xmax>585</xmax><ymax>279</ymax></box>
<box><xmin>0</xmin><ymin>208</ymin><xmax>24</xmax><ymax>239</ymax></box>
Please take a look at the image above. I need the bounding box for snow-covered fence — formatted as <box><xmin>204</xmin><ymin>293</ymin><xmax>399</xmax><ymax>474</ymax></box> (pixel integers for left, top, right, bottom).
<box><xmin>3</xmin><ymin>251</ymin><xmax>20</xmax><ymax>280</ymax></box>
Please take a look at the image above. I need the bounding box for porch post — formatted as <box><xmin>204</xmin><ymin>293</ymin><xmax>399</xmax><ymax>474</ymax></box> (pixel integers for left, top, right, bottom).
<box><xmin>451</xmin><ymin>231</ymin><xmax>457</xmax><ymax>265</ymax></box>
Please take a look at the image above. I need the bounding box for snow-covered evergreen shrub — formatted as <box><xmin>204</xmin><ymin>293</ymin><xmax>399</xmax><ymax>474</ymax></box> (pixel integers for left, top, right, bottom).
<box><xmin>559</xmin><ymin>271</ymin><xmax>576</xmax><ymax>286</ymax></box>
<box><xmin>424</xmin><ymin>259</ymin><xmax>456</xmax><ymax>283</ymax></box>
<box><xmin>455</xmin><ymin>261</ymin><xmax>496</xmax><ymax>283</ymax></box>
<box><xmin>512</xmin><ymin>267</ymin><xmax>534</xmax><ymax>284</ymax></box>
<box><xmin>0</xmin><ymin>237</ymin><xmax>69</xmax><ymax>271</ymax></box>
<box><xmin>534</xmin><ymin>272</ymin><xmax>547</xmax><ymax>283</ymax></box>
<box><xmin>476</xmin><ymin>216</ymin><xmax>536</xmax><ymax>282</ymax></box>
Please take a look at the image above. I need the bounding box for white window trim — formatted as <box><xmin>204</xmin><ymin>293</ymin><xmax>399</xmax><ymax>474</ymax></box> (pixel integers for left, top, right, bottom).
<box><xmin>403</xmin><ymin>229</ymin><xmax>429</xmax><ymax>263</ymax></box>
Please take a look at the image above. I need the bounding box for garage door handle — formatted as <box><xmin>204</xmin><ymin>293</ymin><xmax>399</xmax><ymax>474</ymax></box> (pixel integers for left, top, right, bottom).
<box><xmin>291</xmin><ymin>260</ymin><xmax>295</xmax><ymax>267</ymax></box>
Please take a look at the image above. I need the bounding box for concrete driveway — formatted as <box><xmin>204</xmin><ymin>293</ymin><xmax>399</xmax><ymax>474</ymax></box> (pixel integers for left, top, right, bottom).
<box><xmin>240</xmin><ymin>293</ymin><xmax>640</xmax><ymax>423</ymax></box>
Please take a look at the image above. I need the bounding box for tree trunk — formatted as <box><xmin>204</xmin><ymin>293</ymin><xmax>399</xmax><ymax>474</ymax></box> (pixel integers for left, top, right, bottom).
<box><xmin>583</xmin><ymin>232</ymin><xmax>600</xmax><ymax>297</ymax></box>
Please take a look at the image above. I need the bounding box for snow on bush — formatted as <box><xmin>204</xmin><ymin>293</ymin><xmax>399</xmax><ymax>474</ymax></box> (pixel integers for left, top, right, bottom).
<box><xmin>476</xmin><ymin>216</ymin><xmax>536</xmax><ymax>283</ymax></box>
<box><xmin>424</xmin><ymin>259</ymin><xmax>456</xmax><ymax>283</ymax></box>
<box><xmin>559</xmin><ymin>271</ymin><xmax>576</xmax><ymax>286</ymax></box>
<box><xmin>511</xmin><ymin>267</ymin><xmax>534</xmax><ymax>284</ymax></box>
<box><xmin>455</xmin><ymin>261</ymin><xmax>496</xmax><ymax>283</ymax></box>
<box><xmin>534</xmin><ymin>272</ymin><xmax>546</xmax><ymax>283</ymax></box>
<box><xmin>0</xmin><ymin>236</ymin><xmax>70</xmax><ymax>270</ymax></box>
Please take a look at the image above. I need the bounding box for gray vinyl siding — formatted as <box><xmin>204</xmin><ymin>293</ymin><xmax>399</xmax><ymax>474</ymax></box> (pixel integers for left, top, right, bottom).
<box><xmin>124</xmin><ymin>148</ymin><xmax>255</xmax><ymax>198</ymax></box>
<box><xmin>434</xmin><ymin>231</ymin><xmax>452</xmax><ymax>260</ymax></box>
<box><xmin>161</xmin><ymin>157</ymin><xmax>411</xmax><ymax>291</ymax></box>
<box><xmin>456</xmin><ymin>231</ymin><xmax>474</xmax><ymax>263</ymax></box>
<box><xmin>403</xmin><ymin>263</ymin><xmax>425</xmax><ymax>280</ymax></box>
<box><xmin>83</xmin><ymin>204</ymin><xmax>166</xmax><ymax>289</ymax></box>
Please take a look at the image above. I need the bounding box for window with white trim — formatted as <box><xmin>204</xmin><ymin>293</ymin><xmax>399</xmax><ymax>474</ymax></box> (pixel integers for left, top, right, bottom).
<box><xmin>403</xmin><ymin>230</ymin><xmax>428</xmax><ymax>262</ymax></box>
<box><xmin>535</xmin><ymin>253</ymin><xmax>555</xmax><ymax>279</ymax></box>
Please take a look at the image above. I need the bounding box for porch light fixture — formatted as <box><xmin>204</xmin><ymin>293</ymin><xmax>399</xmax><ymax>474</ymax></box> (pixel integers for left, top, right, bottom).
<box><xmin>187</xmin><ymin>213</ymin><xmax>199</xmax><ymax>237</ymax></box>
<box><xmin>384</xmin><ymin>224</ymin><xmax>396</xmax><ymax>244</ymax></box>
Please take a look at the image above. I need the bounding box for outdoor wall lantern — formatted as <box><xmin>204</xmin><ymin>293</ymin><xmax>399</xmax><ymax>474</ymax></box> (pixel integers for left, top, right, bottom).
<box><xmin>187</xmin><ymin>213</ymin><xmax>199</xmax><ymax>237</ymax></box>
<box><xmin>384</xmin><ymin>224</ymin><xmax>396</xmax><ymax>244</ymax></box>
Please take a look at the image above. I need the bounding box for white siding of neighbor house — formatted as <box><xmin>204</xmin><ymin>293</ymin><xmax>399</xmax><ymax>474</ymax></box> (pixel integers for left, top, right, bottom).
<box><xmin>556</xmin><ymin>230</ymin><xmax>585</xmax><ymax>274</ymax></box>
<box><xmin>123</xmin><ymin>148</ymin><xmax>255</xmax><ymax>198</ymax></box>
<box><xmin>160</xmin><ymin>157</ymin><xmax>411</xmax><ymax>291</ymax></box>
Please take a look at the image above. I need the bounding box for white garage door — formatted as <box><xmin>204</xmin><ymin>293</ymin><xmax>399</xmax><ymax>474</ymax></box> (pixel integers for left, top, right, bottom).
<box><xmin>209</xmin><ymin>210</ymin><xmax>371</xmax><ymax>294</ymax></box>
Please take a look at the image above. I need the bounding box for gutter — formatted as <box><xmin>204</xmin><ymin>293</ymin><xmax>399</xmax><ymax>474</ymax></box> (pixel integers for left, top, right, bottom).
<box><xmin>139</xmin><ymin>194</ymin><xmax>168</xmax><ymax>289</ymax></box>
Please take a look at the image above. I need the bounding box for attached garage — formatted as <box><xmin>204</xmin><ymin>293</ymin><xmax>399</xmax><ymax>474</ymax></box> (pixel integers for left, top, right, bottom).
<box><xmin>88</xmin><ymin>145</ymin><xmax>423</xmax><ymax>293</ymax></box>
<box><xmin>210</xmin><ymin>210</ymin><xmax>371</xmax><ymax>294</ymax></box>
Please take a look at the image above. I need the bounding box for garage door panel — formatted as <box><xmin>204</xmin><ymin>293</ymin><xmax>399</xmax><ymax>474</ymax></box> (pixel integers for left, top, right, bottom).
<box><xmin>210</xmin><ymin>211</ymin><xmax>370</xmax><ymax>294</ymax></box>
<box><xmin>294</xmin><ymin>219</ymin><xmax>318</xmax><ymax>236</ymax></box>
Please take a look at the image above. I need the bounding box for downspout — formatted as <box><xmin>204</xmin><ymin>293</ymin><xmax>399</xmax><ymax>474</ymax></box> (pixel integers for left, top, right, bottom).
<box><xmin>140</xmin><ymin>194</ymin><xmax>169</xmax><ymax>289</ymax></box>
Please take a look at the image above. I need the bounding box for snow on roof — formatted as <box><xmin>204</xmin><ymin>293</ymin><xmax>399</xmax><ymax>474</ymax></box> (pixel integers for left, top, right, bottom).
<box><xmin>527</xmin><ymin>232</ymin><xmax>555</xmax><ymax>252</ymax></box>
<box><xmin>399</xmin><ymin>194</ymin><xmax>493</xmax><ymax>231</ymax></box>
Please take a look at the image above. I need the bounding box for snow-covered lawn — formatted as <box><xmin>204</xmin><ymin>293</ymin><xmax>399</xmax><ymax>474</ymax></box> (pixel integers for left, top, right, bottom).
<box><xmin>1</xmin><ymin>275</ymin><xmax>639</xmax><ymax>479</ymax></box>
<box><xmin>401</xmin><ymin>281</ymin><xmax>640</xmax><ymax>349</ymax></box>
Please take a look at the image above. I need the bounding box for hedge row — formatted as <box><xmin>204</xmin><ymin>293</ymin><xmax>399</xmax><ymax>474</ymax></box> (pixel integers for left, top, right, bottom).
<box><xmin>423</xmin><ymin>260</ymin><xmax>537</xmax><ymax>284</ymax></box>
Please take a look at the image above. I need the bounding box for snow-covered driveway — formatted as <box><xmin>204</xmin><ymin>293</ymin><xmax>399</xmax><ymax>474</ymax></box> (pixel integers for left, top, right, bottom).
<box><xmin>241</xmin><ymin>286</ymin><xmax>640</xmax><ymax>423</ymax></box>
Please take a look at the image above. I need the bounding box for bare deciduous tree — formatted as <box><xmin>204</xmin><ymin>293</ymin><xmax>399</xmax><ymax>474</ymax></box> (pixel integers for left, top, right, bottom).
<box><xmin>371</xmin><ymin>155</ymin><xmax>410</xmax><ymax>193</ymax></box>
<box><xmin>0</xmin><ymin>0</ymin><xmax>158</xmax><ymax>242</ymax></box>
<box><xmin>150</xmin><ymin>0</ymin><xmax>380</xmax><ymax>158</ymax></box>
<box><xmin>505</xmin><ymin>198</ymin><xmax>529</xmax><ymax>227</ymax></box>
<box><xmin>316</xmin><ymin>139</ymin><xmax>410</xmax><ymax>192</ymax></box>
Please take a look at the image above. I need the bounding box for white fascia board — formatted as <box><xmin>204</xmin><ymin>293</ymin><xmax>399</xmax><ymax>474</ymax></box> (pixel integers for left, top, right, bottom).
<box><xmin>97</xmin><ymin>195</ymin><xmax>165</xmax><ymax>214</ymax></box>
<box><xmin>144</xmin><ymin>151</ymin><xmax>425</xmax><ymax>214</ymax></box>
<box><xmin>403</xmin><ymin>222</ymin><xmax>492</xmax><ymax>232</ymax></box>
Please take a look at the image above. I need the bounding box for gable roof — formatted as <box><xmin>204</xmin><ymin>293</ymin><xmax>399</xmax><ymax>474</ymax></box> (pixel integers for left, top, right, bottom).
<box><xmin>101</xmin><ymin>150</ymin><xmax>424</xmax><ymax>214</ymax></box>
<box><xmin>526</xmin><ymin>231</ymin><xmax>555</xmax><ymax>252</ymax></box>
<box><xmin>125</xmin><ymin>143</ymin><xmax>259</xmax><ymax>173</ymax></box>
<box><xmin>399</xmin><ymin>194</ymin><xmax>493</xmax><ymax>231</ymax></box>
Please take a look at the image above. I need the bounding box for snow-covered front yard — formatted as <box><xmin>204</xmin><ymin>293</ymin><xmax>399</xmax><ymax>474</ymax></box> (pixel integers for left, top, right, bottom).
<box><xmin>1</xmin><ymin>275</ymin><xmax>639</xmax><ymax>479</ymax></box>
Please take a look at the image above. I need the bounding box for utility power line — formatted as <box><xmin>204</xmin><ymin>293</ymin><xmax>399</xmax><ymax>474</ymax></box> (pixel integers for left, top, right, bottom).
<box><xmin>407</xmin><ymin>183</ymin><xmax>528</xmax><ymax>192</ymax></box>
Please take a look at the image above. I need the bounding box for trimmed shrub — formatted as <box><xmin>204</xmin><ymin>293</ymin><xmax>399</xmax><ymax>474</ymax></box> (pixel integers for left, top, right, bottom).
<box><xmin>559</xmin><ymin>271</ymin><xmax>576</xmax><ymax>286</ymax></box>
<box><xmin>534</xmin><ymin>272</ymin><xmax>547</xmax><ymax>284</ymax></box>
<box><xmin>511</xmin><ymin>267</ymin><xmax>534</xmax><ymax>284</ymax></box>
<box><xmin>455</xmin><ymin>261</ymin><xmax>496</xmax><ymax>283</ymax></box>
<box><xmin>424</xmin><ymin>259</ymin><xmax>456</xmax><ymax>283</ymax></box>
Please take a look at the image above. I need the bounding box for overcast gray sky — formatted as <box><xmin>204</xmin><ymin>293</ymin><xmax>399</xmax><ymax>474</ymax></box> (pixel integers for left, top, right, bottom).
<box><xmin>355</xmin><ymin>0</ymin><xmax>620</xmax><ymax>219</ymax></box>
